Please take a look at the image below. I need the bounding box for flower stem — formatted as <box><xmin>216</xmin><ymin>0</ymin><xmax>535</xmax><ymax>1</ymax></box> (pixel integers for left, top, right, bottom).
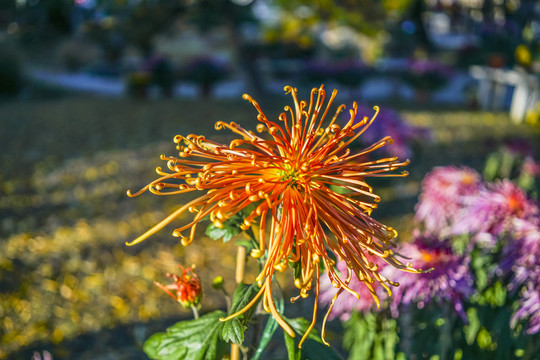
<box><xmin>221</xmin><ymin>288</ymin><xmax>232</xmax><ymax>313</ymax></box>
<box><xmin>191</xmin><ymin>304</ymin><xmax>199</xmax><ymax>320</ymax></box>
<box><xmin>235</xmin><ymin>246</ymin><xmax>247</xmax><ymax>284</ymax></box>
<box><xmin>231</xmin><ymin>246</ymin><xmax>247</xmax><ymax>360</ymax></box>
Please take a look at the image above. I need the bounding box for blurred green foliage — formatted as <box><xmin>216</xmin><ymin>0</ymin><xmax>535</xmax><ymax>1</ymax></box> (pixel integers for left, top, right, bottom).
<box><xmin>270</xmin><ymin>0</ymin><xmax>412</xmax><ymax>35</ymax></box>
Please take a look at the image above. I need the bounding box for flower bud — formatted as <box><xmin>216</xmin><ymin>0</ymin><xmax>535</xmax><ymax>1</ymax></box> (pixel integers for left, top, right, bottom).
<box><xmin>211</xmin><ymin>276</ymin><xmax>224</xmax><ymax>290</ymax></box>
<box><xmin>155</xmin><ymin>265</ymin><xmax>203</xmax><ymax>309</ymax></box>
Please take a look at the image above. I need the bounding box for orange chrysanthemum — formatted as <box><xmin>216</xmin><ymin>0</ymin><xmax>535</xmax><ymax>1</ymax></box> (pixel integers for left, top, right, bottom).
<box><xmin>127</xmin><ymin>85</ymin><xmax>419</xmax><ymax>346</ymax></box>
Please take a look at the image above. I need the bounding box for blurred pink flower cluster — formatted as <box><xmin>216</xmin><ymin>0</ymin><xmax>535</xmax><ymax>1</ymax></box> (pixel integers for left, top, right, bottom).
<box><xmin>321</xmin><ymin>165</ymin><xmax>540</xmax><ymax>334</ymax></box>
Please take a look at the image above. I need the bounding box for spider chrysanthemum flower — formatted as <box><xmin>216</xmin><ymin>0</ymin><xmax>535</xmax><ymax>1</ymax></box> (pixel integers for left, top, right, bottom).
<box><xmin>127</xmin><ymin>85</ymin><xmax>419</xmax><ymax>346</ymax></box>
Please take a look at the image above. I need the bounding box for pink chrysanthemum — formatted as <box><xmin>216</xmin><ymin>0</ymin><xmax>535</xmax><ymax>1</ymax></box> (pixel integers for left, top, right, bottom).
<box><xmin>415</xmin><ymin>166</ymin><xmax>482</xmax><ymax>235</ymax></box>
<box><xmin>451</xmin><ymin>180</ymin><xmax>539</xmax><ymax>244</ymax></box>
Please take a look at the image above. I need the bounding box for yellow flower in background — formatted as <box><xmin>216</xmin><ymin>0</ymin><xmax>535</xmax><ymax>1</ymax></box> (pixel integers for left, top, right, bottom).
<box><xmin>127</xmin><ymin>85</ymin><xmax>419</xmax><ymax>346</ymax></box>
<box><xmin>515</xmin><ymin>44</ymin><xmax>532</xmax><ymax>68</ymax></box>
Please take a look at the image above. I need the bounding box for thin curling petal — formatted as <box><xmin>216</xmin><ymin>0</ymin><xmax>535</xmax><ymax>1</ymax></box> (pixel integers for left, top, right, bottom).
<box><xmin>125</xmin><ymin>196</ymin><xmax>209</xmax><ymax>246</ymax></box>
<box><xmin>127</xmin><ymin>85</ymin><xmax>418</xmax><ymax>344</ymax></box>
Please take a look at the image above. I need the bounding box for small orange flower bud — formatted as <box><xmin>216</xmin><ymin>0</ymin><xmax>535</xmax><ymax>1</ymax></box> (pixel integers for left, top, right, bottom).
<box><xmin>154</xmin><ymin>265</ymin><xmax>202</xmax><ymax>309</ymax></box>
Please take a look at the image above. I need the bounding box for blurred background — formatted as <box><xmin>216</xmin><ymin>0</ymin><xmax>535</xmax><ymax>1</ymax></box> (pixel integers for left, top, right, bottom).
<box><xmin>1</xmin><ymin>0</ymin><xmax>539</xmax><ymax>359</ymax></box>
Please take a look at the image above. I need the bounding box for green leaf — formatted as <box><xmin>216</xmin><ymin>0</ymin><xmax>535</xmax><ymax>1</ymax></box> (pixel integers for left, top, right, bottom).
<box><xmin>289</xmin><ymin>258</ymin><xmax>302</xmax><ymax>279</ymax></box>
<box><xmin>483</xmin><ymin>154</ymin><xmax>499</xmax><ymax>182</ymax></box>
<box><xmin>483</xmin><ymin>281</ymin><xmax>506</xmax><ymax>307</ymax></box>
<box><xmin>343</xmin><ymin>312</ymin><xmax>377</xmax><ymax>360</ymax></box>
<box><xmin>284</xmin><ymin>331</ymin><xmax>301</xmax><ymax>360</ymax></box>
<box><xmin>283</xmin><ymin>316</ymin><xmax>343</xmax><ymax>360</ymax></box>
<box><xmin>252</xmin><ymin>292</ymin><xmax>284</xmax><ymax>360</ymax></box>
<box><xmin>205</xmin><ymin>214</ymin><xmax>243</xmax><ymax>242</ymax></box>
<box><xmin>221</xmin><ymin>282</ymin><xmax>261</xmax><ymax>345</ymax></box>
<box><xmin>143</xmin><ymin>310</ymin><xmax>227</xmax><ymax>360</ymax></box>
<box><xmin>285</xmin><ymin>317</ymin><xmax>325</xmax><ymax>345</ymax></box>
<box><xmin>234</xmin><ymin>239</ymin><xmax>257</xmax><ymax>253</ymax></box>
<box><xmin>381</xmin><ymin>317</ymin><xmax>399</xmax><ymax>360</ymax></box>
<box><xmin>464</xmin><ymin>307</ymin><xmax>481</xmax><ymax>345</ymax></box>
<box><xmin>476</xmin><ymin>327</ymin><xmax>493</xmax><ymax>349</ymax></box>
<box><xmin>251</xmin><ymin>316</ymin><xmax>280</xmax><ymax>360</ymax></box>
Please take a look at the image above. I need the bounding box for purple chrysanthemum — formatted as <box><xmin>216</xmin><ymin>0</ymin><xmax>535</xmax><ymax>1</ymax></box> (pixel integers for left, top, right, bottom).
<box><xmin>511</xmin><ymin>279</ymin><xmax>540</xmax><ymax>335</ymax></box>
<box><xmin>451</xmin><ymin>180</ymin><xmax>538</xmax><ymax>244</ymax></box>
<box><xmin>384</xmin><ymin>233</ymin><xmax>474</xmax><ymax>320</ymax></box>
<box><xmin>502</xmin><ymin>138</ymin><xmax>534</xmax><ymax>158</ymax></box>
<box><xmin>415</xmin><ymin>166</ymin><xmax>482</xmax><ymax>236</ymax></box>
<box><xmin>506</xmin><ymin>219</ymin><xmax>540</xmax><ymax>336</ymax></box>
<box><xmin>407</xmin><ymin>58</ymin><xmax>454</xmax><ymax>77</ymax></box>
<box><xmin>504</xmin><ymin>219</ymin><xmax>540</xmax><ymax>286</ymax></box>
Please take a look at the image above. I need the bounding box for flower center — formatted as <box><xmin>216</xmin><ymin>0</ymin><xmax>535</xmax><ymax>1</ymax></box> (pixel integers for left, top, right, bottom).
<box><xmin>460</xmin><ymin>173</ymin><xmax>477</xmax><ymax>185</ymax></box>
<box><xmin>278</xmin><ymin>162</ymin><xmax>309</xmax><ymax>187</ymax></box>
<box><xmin>419</xmin><ymin>249</ymin><xmax>443</xmax><ymax>264</ymax></box>
<box><xmin>507</xmin><ymin>193</ymin><xmax>524</xmax><ymax>214</ymax></box>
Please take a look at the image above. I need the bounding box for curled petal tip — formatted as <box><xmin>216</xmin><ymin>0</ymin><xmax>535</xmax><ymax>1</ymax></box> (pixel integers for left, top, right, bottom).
<box><xmin>286</xmin><ymin>328</ymin><xmax>296</xmax><ymax>338</ymax></box>
<box><xmin>322</xmin><ymin>339</ymin><xmax>331</xmax><ymax>347</ymax></box>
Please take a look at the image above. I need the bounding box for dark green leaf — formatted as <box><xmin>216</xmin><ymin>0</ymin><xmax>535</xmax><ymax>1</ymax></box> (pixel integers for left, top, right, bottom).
<box><xmin>251</xmin><ymin>316</ymin><xmax>279</xmax><ymax>360</ymax></box>
<box><xmin>284</xmin><ymin>316</ymin><xmax>343</xmax><ymax>360</ymax></box>
<box><xmin>205</xmin><ymin>214</ymin><xmax>243</xmax><ymax>242</ymax></box>
<box><xmin>252</xmin><ymin>293</ymin><xmax>284</xmax><ymax>360</ymax></box>
<box><xmin>285</xmin><ymin>317</ymin><xmax>325</xmax><ymax>344</ymax></box>
<box><xmin>284</xmin><ymin>331</ymin><xmax>301</xmax><ymax>360</ymax></box>
<box><xmin>221</xmin><ymin>282</ymin><xmax>261</xmax><ymax>345</ymax></box>
<box><xmin>143</xmin><ymin>310</ymin><xmax>227</xmax><ymax>360</ymax></box>
<box><xmin>288</xmin><ymin>258</ymin><xmax>304</xmax><ymax>283</ymax></box>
